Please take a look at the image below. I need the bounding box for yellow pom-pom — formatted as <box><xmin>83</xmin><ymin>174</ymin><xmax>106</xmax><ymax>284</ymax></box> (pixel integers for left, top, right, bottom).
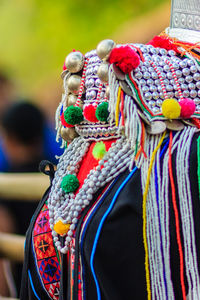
<box><xmin>54</xmin><ymin>220</ymin><xmax>70</xmax><ymax>236</ymax></box>
<box><xmin>92</xmin><ymin>141</ymin><xmax>106</xmax><ymax>160</ymax></box>
<box><xmin>162</xmin><ymin>98</ymin><xmax>181</xmax><ymax>119</ymax></box>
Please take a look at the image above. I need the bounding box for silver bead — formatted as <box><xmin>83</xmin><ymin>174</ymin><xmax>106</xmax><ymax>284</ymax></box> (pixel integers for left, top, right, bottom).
<box><xmin>188</xmin><ymin>83</ymin><xmax>196</xmax><ymax>90</ymax></box>
<box><xmin>168</xmin><ymin>50</ymin><xmax>176</xmax><ymax>56</ymax></box>
<box><xmin>180</xmin><ymin>60</ymin><xmax>187</xmax><ymax>68</ymax></box>
<box><xmin>147</xmin><ymin>79</ymin><xmax>153</xmax><ymax>86</ymax></box>
<box><xmin>135</xmin><ymin>72</ymin><xmax>142</xmax><ymax>79</ymax></box>
<box><xmin>143</xmin><ymin>72</ymin><xmax>150</xmax><ymax>79</ymax></box>
<box><xmin>183</xmin><ymin>90</ymin><xmax>190</xmax><ymax>98</ymax></box>
<box><xmin>185</xmin><ymin>76</ymin><xmax>193</xmax><ymax>83</ymax></box>
<box><xmin>194</xmin><ymin>73</ymin><xmax>200</xmax><ymax>81</ymax></box>
<box><xmin>152</xmin><ymin>72</ymin><xmax>158</xmax><ymax>79</ymax></box>
<box><xmin>67</xmin><ymin>75</ymin><xmax>82</xmax><ymax>94</ymax></box>
<box><xmin>194</xmin><ymin>98</ymin><xmax>200</xmax><ymax>105</ymax></box>
<box><xmin>190</xmin><ymin>65</ymin><xmax>197</xmax><ymax>73</ymax></box>
<box><xmin>96</xmin><ymin>39</ymin><xmax>115</xmax><ymax>60</ymax></box>
<box><xmin>190</xmin><ymin>90</ymin><xmax>197</xmax><ymax>98</ymax></box>
<box><xmin>150</xmin><ymin>85</ymin><xmax>157</xmax><ymax>92</ymax></box>
<box><xmin>167</xmin><ymin>72</ymin><xmax>173</xmax><ymax>79</ymax></box>
<box><xmin>65</xmin><ymin>51</ymin><xmax>85</xmax><ymax>73</ymax></box>
<box><xmin>178</xmin><ymin>78</ymin><xmax>185</xmax><ymax>84</ymax></box>
<box><xmin>85</xmin><ymin>78</ymin><xmax>95</xmax><ymax>88</ymax></box>
<box><xmin>159</xmin><ymin>48</ymin><xmax>167</xmax><ymax>55</ymax></box>
<box><xmin>153</xmin><ymin>92</ymin><xmax>159</xmax><ymax>100</ymax></box>
<box><xmin>166</xmin><ymin>85</ymin><xmax>173</xmax><ymax>91</ymax></box>
<box><xmin>176</xmin><ymin>70</ymin><xmax>182</xmax><ymax>78</ymax></box>
<box><xmin>182</xmin><ymin>68</ymin><xmax>190</xmax><ymax>76</ymax></box>
<box><xmin>196</xmin><ymin>81</ymin><xmax>200</xmax><ymax>89</ymax></box>
<box><xmin>181</xmin><ymin>84</ymin><xmax>188</xmax><ymax>90</ymax></box>
<box><xmin>144</xmin><ymin>92</ymin><xmax>152</xmax><ymax>100</ymax></box>
<box><xmin>142</xmin><ymin>86</ymin><xmax>149</xmax><ymax>93</ymax></box>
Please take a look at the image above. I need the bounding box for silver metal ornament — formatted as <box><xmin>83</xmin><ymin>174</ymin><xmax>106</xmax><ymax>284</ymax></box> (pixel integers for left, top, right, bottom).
<box><xmin>67</xmin><ymin>75</ymin><xmax>82</xmax><ymax>95</ymax></box>
<box><xmin>96</xmin><ymin>39</ymin><xmax>115</xmax><ymax>60</ymax></box>
<box><xmin>65</xmin><ymin>51</ymin><xmax>85</xmax><ymax>73</ymax></box>
<box><xmin>67</xmin><ymin>94</ymin><xmax>77</xmax><ymax>106</ymax></box>
<box><xmin>146</xmin><ymin>121</ymin><xmax>167</xmax><ymax>135</ymax></box>
<box><xmin>112</xmin><ymin>64</ymin><xmax>125</xmax><ymax>80</ymax></box>
<box><xmin>171</xmin><ymin>0</ymin><xmax>200</xmax><ymax>31</ymax></box>
<box><xmin>105</xmin><ymin>86</ymin><xmax>110</xmax><ymax>99</ymax></box>
<box><xmin>119</xmin><ymin>81</ymin><xmax>132</xmax><ymax>96</ymax></box>
<box><xmin>165</xmin><ymin>120</ymin><xmax>184</xmax><ymax>131</ymax></box>
<box><xmin>60</xmin><ymin>126</ymin><xmax>78</xmax><ymax>142</ymax></box>
<box><xmin>97</xmin><ymin>62</ymin><xmax>109</xmax><ymax>83</ymax></box>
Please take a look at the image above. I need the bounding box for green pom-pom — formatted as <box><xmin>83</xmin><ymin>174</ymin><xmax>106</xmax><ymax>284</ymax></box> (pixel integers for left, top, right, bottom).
<box><xmin>64</xmin><ymin>106</ymin><xmax>83</xmax><ymax>125</ymax></box>
<box><xmin>61</xmin><ymin>174</ymin><xmax>79</xmax><ymax>193</ymax></box>
<box><xmin>92</xmin><ymin>141</ymin><xmax>106</xmax><ymax>160</ymax></box>
<box><xmin>95</xmin><ymin>102</ymin><xmax>109</xmax><ymax>122</ymax></box>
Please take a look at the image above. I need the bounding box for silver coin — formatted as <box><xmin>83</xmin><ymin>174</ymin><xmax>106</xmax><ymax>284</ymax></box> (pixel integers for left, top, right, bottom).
<box><xmin>119</xmin><ymin>81</ymin><xmax>132</xmax><ymax>96</ymax></box>
<box><xmin>182</xmin><ymin>120</ymin><xmax>196</xmax><ymax>127</ymax></box>
<box><xmin>112</xmin><ymin>63</ymin><xmax>125</xmax><ymax>80</ymax></box>
<box><xmin>165</xmin><ymin>120</ymin><xmax>184</xmax><ymax>131</ymax></box>
<box><xmin>137</xmin><ymin>109</ymin><xmax>150</xmax><ymax>125</ymax></box>
<box><xmin>146</xmin><ymin>121</ymin><xmax>166</xmax><ymax>135</ymax></box>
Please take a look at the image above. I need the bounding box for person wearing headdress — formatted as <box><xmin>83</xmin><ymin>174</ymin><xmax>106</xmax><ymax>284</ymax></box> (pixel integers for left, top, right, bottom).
<box><xmin>20</xmin><ymin>0</ymin><xmax>200</xmax><ymax>299</ymax></box>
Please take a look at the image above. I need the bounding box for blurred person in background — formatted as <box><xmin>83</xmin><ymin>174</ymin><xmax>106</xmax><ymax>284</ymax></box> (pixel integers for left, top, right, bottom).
<box><xmin>0</xmin><ymin>101</ymin><xmax>62</xmax><ymax>297</ymax></box>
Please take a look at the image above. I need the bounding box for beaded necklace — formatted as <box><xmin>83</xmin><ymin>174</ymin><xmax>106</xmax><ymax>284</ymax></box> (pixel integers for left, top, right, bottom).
<box><xmin>48</xmin><ymin>136</ymin><xmax>133</xmax><ymax>254</ymax></box>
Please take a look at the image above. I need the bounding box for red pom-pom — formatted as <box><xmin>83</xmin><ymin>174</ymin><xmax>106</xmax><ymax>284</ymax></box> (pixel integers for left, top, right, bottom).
<box><xmin>179</xmin><ymin>98</ymin><xmax>196</xmax><ymax>119</ymax></box>
<box><xmin>83</xmin><ymin>104</ymin><xmax>98</xmax><ymax>122</ymax></box>
<box><xmin>147</xmin><ymin>36</ymin><xmax>178</xmax><ymax>53</ymax></box>
<box><xmin>109</xmin><ymin>45</ymin><xmax>141</xmax><ymax>74</ymax></box>
<box><xmin>60</xmin><ymin>112</ymin><xmax>74</xmax><ymax>127</ymax></box>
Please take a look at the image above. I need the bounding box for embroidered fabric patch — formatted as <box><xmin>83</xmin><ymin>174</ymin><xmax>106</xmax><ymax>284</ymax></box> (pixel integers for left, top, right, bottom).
<box><xmin>33</xmin><ymin>202</ymin><xmax>61</xmax><ymax>300</ymax></box>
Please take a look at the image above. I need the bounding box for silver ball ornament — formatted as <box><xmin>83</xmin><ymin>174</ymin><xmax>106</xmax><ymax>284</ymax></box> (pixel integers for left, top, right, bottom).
<box><xmin>97</xmin><ymin>62</ymin><xmax>109</xmax><ymax>83</ymax></box>
<box><xmin>60</xmin><ymin>126</ymin><xmax>78</xmax><ymax>142</ymax></box>
<box><xmin>65</xmin><ymin>51</ymin><xmax>85</xmax><ymax>73</ymax></box>
<box><xmin>96</xmin><ymin>39</ymin><xmax>115</xmax><ymax>60</ymax></box>
<box><xmin>67</xmin><ymin>94</ymin><xmax>77</xmax><ymax>106</ymax></box>
<box><xmin>67</xmin><ymin>75</ymin><xmax>82</xmax><ymax>95</ymax></box>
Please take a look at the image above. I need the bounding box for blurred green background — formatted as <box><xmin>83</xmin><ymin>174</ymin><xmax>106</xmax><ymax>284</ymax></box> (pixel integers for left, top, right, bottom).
<box><xmin>0</xmin><ymin>0</ymin><xmax>170</xmax><ymax>118</ymax></box>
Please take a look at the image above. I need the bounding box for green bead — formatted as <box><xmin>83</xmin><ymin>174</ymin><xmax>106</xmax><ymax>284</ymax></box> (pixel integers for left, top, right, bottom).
<box><xmin>95</xmin><ymin>102</ymin><xmax>109</xmax><ymax>122</ymax></box>
<box><xmin>64</xmin><ymin>106</ymin><xmax>83</xmax><ymax>125</ymax></box>
<box><xmin>61</xmin><ymin>174</ymin><xmax>79</xmax><ymax>193</ymax></box>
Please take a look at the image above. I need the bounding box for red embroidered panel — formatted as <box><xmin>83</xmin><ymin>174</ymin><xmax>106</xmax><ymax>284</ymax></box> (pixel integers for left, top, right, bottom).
<box><xmin>33</xmin><ymin>202</ymin><xmax>61</xmax><ymax>300</ymax></box>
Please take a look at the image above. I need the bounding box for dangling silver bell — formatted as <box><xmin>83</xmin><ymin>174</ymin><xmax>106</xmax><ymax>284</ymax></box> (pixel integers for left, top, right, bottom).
<box><xmin>96</xmin><ymin>39</ymin><xmax>116</xmax><ymax>60</ymax></box>
<box><xmin>67</xmin><ymin>75</ymin><xmax>82</xmax><ymax>95</ymax></box>
<box><xmin>65</xmin><ymin>51</ymin><xmax>85</xmax><ymax>73</ymax></box>
<box><xmin>60</xmin><ymin>126</ymin><xmax>79</xmax><ymax>142</ymax></box>
<box><xmin>97</xmin><ymin>62</ymin><xmax>109</xmax><ymax>83</ymax></box>
<box><xmin>67</xmin><ymin>94</ymin><xmax>77</xmax><ymax>106</ymax></box>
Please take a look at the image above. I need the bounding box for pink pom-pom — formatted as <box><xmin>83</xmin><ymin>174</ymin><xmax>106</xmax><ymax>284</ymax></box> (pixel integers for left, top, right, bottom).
<box><xmin>63</xmin><ymin>62</ymin><xmax>67</xmax><ymax>71</ymax></box>
<box><xmin>109</xmin><ymin>45</ymin><xmax>141</xmax><ymax>74</ymax></box>
<box><xmin>60</xmin><ymin>112</ymin><xmax>74</xmax><ymax>127</ymax></box>
<box><xmin>179</xmin><ymin>98</ymin><xmax>196</xmax><ymax>119</ymax></box>
<box><xmin>83</xmin><ymin>104</ymin><xmax>98</xmax><ymax>122</ymax></box>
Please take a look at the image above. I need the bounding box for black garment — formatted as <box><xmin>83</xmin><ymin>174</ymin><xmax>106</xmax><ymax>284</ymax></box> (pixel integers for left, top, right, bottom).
<box><xmin>20</xmin><ymin>135</ymin><xmax>200</xmax><ymax>300</ymax></box>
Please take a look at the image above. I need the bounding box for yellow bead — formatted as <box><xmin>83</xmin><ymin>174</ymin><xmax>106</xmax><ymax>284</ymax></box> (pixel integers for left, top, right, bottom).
<box><xmin>162</xmin><ymin>98</ymin><xmax>181</xmax><ymax>119</ymax></box>
<box><xmin>54</xmin><ymin>220</ymin><xmax>70</xmax><ymax>236</ymax></box>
